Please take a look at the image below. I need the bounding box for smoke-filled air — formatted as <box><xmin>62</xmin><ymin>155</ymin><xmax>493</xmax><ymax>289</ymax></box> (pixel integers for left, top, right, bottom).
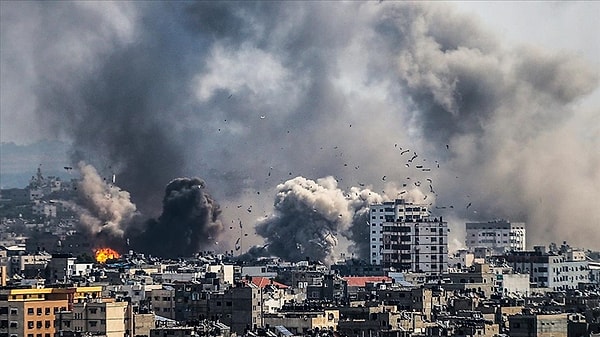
<box><xmin>1</xmin><ymin>2</ymin><xmax>599</xmax><ymax>262</ymax></box>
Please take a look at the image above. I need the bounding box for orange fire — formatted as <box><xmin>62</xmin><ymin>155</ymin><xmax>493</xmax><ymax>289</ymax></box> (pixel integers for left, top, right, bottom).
<box><xmin>94</xmin><ymin>247</ymin><xmax>120</xmax><ymax>263</ymax></box>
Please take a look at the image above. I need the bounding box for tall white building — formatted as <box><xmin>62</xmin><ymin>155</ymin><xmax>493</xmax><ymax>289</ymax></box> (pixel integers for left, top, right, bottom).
<box><xmin>465</xmin><ymin>219</ymin><xmax>526</xmax><ymax>253</ymax></box>
<box><xmin>369</xmin><ymin>199</ymin><xmax>448</xmax><ymax>274</ymax></box>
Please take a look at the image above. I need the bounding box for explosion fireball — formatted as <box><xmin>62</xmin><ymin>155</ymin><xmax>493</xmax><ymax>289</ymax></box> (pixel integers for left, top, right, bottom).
<box><xmin>95</xmin><ymin>247</ymin><xmax>120</xmax><ymax>263</ymax></box>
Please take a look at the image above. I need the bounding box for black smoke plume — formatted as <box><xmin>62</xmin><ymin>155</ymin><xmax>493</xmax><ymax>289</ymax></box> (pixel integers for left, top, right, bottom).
<box><xmin>127</xmin><ymin>178</ymin><xmax>223</xmax><ymax>258</ymax></box>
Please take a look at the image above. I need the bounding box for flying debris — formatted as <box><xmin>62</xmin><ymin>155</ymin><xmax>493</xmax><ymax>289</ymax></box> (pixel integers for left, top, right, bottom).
<box><xmin>466</xmin><ymin>202</ymin><xmax>472</xmax><ymax>209</ymax></box>
<box><xmin>400</xmin><ymin>149</ymin><xmax>410</xmax><ymax>155</ymax></box>
<box><xmin>408</xmin><ymin>152</ymin><xmax>418</xmax><ymax>162</ymax></box>
<box><xmin>382</xmin><ymin>176</ymin><xmax>386</xmax><ymax>181</ymax></box>
<box><xmin>260</xmin><ymin>115</ymin><xmax>266</xmax><ymax>119</ymax></box>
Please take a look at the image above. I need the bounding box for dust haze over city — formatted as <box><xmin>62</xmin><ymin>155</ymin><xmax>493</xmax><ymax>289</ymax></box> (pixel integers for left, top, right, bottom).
<box><xmin>1</xmin><ymin>2</ymin><xmax>599</xmax><ymax>262</ymax></box>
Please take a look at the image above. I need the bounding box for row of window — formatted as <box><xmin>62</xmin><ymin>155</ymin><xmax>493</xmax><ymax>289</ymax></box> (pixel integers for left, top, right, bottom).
<box><xmin>27</xmin><ymin>320</ymin><xmax>52</xmax><ymax>329</ymax></box>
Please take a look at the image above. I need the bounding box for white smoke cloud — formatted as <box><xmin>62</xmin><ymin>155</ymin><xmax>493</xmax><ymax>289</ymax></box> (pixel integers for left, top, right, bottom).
<box><xmin>69</xmin><ymin>162</ymin><xmax>137</xmax><ymax>237</ymax></box>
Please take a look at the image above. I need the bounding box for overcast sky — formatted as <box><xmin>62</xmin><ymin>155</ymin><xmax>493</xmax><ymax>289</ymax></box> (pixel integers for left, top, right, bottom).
<box><xmin>1</xmin><ymin>2</ymin><xmax>599</xmax><ymax>258</ymax></box>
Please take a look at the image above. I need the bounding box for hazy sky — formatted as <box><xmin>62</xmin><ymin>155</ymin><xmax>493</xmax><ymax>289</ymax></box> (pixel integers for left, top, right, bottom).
<box><xmin>1</xmin><ymin>2</ymin><xmax>599</xmax><ymax>258</ymax></box>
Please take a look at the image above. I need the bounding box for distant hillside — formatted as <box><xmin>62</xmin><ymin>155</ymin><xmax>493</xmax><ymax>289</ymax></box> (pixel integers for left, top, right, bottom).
<box><xmin>0</xmin><ymin>140</ymin><xmax>71</xmax><ymax>188</ymax></box>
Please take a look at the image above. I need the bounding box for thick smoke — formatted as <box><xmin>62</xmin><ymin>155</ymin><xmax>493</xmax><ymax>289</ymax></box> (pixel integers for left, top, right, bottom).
<box><xmin>255</xmin><ymin>176</ymin><xmax>389</xmax><ymax>264</ymax></box>
<box><xmin>2</xmin><ymin>2</ymin><xmax>599</xmax><ymax>253</ymax></box>
<box><xmin>70</xmin><ymin>162</ymin><xmax>137</xmax><ymax>238</ymax></box>
<box><xmin>127</xmin><ymin>178</ymin><xmax>223</xmax><ymax>258</ymax></box>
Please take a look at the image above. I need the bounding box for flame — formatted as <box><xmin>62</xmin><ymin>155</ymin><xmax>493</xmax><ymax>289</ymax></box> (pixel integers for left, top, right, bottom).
<box><xmin>95</xmin><ymin>247</ymin><xmax>120</xmax><ymax>263</ymax></box>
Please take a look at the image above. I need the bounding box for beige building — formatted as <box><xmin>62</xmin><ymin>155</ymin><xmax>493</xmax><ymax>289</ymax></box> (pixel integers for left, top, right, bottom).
<box><xmin>508</xmin><ymin>313</ymin><xmax>568</xmax><ymax>337</ymax></box>
<box><xmin>149</xmin><ymin>286</ymin><xmax>175</xmax><ymax>320</ymax></box>
<box><xmin>263</xmin><ymin>308</ymin><xmax>339</xmax><ymax>335</ymax></box>
<box><xmin>0</xmin><ymin>286</ymin><xmax>102</xmax><ymax>337</ymax></box>
<box><xmin>57</xmin><ymin>299</ymin><xmax>128</xmax><ymax>337</ymax></box>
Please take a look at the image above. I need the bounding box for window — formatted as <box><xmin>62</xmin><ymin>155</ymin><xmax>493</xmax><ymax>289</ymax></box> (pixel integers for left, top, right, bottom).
<box><xmin>89</xmin><ymin>321</ymin><xmax>97</xmax><ymax>327</ymax></box>
<box><xmin>9</xmin><ymin>308</ymin><xmax>17</xmax><ymax>315</ymax></box>
<box><xmin>44</xmin><ymin>308</ymin><xmax>50</xmax><ymax>315</ymax></box>
<box><xmin>36</xmin><ymin>321</ymin><xmax>42</xmax><ymax>329</ymax></box>
<box><xmin>45</xmin><ymin>321</ymin><xmax>50</xmax><ymax>328</ymax></box>
<box><xmin>37</xmin><ymin>308</ymin><xmax>42</xmax><ymax>316</ymax></box>
<box><xmin>28</xmin><ymin>321</ymin><xmax>34</xmax><ymax>329</ymax></box>
<box><xmin>28</xmin><ymin>308</ymin><xmax>34</xmax><ymax>315</ymax></box>
<box><xmin>89</xmin><ymin>308</ymin><xmax>97</xmax><ymax>314</ymax></box>
<box><xmin>9</xmin><ymin>322</ymin><xmax>17</xmax><ymax>328</ymax></box>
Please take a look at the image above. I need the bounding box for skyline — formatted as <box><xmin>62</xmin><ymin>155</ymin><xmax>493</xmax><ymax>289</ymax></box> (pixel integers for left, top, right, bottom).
<box><xmin>1</xmin><ymin>2</ymin><xmax>599</xmax><ymax>259</ymax></box>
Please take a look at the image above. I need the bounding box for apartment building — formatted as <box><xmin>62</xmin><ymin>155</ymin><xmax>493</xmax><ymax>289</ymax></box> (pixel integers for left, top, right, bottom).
<box><xmin>503</xmin><ymin>247</ymin><xmax>589</xmax><ymax>291</ymax></box>
<box><xmin>369</xmin><ymin>199</ymin><xmax>448</xmax><ymax>274</ymax></box>
<box><xmin>0</xmin><ymin>286</ymin><xmax>102</xmax><ymax>337</ymax></box>
<box><xmin>72</xmin><ymin>300</ymin><xmax>128</xmax><ymax>337</ymax></box>
<box><xmin>466</xmin><ymin>219</ymin><xmax>526</xmax><ymax>253</ymax></box>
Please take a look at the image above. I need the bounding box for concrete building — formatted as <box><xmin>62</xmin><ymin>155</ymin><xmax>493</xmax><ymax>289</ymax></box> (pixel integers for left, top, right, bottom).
<box><xmin>208</xmin><ymin>283</ymin><xmax>262</xmax><ymax>334</ymax></box>
<box><xmin>74</xmin><ymin>300</ymin><xmax>128</xmax><ymax>337</ymax></box>
<box><xmin>46</xmin><ymin>254</ymin><xmax>76</xmax><ymax>284</ymax></box>
<box><xmin>496</xmin><ymin>273</ymin><xmax>530</xmax><ymax>297</ymax></box>
<box><xmin>0</xmin><ymin>286</ymin><xmax>102</xmax><ymax>337</ymax></box>
<box><xmin>31</xmin><ymin>201</ymin><xmax>57</xmax><ymax>218</ymax></box>
<box><xmin>207</xmin><ymin>264</ymin><xmax>234</xmax><ymax>285</ymax></box>
<box><xmin>8</xmin><ymin>253</ymin><xmax>51</xmax><ymax>278</ymax></box>
<box><xmin>508</xmin><ymin>313</ymin><xmax>568</xmax><ymax>337</ymax></box>
<box><xmin>503</xmin><ymin>247</ymin><xmax>590</xmax><ymax>291</ymax></box>
<box><xmin>466</xmin><ymin>219</ymin><xmax>526</xmax><ymax>253</ymax></box>
<box><xmin>369</xmin><ymin>199</ymin><xmax>448</xmax><ymax>274</ymax></box>
<box><xmin>150</xmin><ymin>286</ymin><xmax>176</xmax><ymax>320</ymax></box>
<box><xmin>263</xmin><ymin>305</ymin><xmax>339</xmax><ymax>335</ymax></box>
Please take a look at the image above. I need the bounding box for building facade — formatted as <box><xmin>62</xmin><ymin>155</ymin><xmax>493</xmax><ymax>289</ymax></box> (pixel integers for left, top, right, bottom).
<box><xmin>0</xmin><ymin>286</ymin><xmax>102</xmax><ymax>337</ymax></box>
<box><xmin>369</xmin><ymin>199</ymin><xmax>448</xmax><ymax>274</ymax></box>
<box><xmin>465</xmin><ymin>219</ymin><xmax>526</xmax><ymax>253</ymax></box>
<box><xmin>503</xmin><ymin>248</ymin><xmax>590</xmax><ymax>291</ymax></box>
